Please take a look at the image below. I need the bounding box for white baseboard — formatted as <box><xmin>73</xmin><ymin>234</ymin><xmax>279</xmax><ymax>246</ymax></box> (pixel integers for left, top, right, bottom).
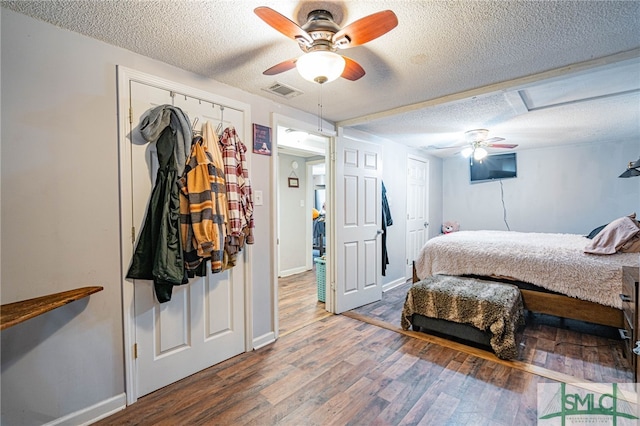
<box><xmin>279</xmin><ymin>266</ymin><xmax>309</xmax><ymax>277</ymax></box>
<box><xmin>44</xmin><ymin>393</ymin><xmax>126</xmax><ymax>426</ymax></box>
<box><xmin>382</xmin><ymin>277</ymin><xmax>408</xmax><ymax>292</ymax></box>
<box><xmin>252</xmin><ymin>331</ymin><xmax>276</xmax><ymax>350</ymax></box>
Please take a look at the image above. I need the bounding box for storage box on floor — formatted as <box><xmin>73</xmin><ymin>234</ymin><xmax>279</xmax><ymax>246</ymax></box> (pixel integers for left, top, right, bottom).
<box><xmin>314</xmin><ymin>257</ymin><xmax>326</xmax><ymax>302</ymax></box>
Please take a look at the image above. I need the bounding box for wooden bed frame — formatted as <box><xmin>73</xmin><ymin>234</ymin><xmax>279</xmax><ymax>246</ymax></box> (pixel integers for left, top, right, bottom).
<box><xmin>412</xmin><ymin>263</ymin><xmax>624</xmax><ymax>329</ymax></box>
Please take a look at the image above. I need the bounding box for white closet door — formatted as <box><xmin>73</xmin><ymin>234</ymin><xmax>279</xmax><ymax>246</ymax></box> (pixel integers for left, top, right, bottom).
<box><xmin>406</xmin><ymin>156</ymin><xmax>429</xmax><ymax>279</ymax></box>
<box><xmin>128</xmin><ymin>82</ymin><xmax>246</xmax><ymax>398</ymax></box>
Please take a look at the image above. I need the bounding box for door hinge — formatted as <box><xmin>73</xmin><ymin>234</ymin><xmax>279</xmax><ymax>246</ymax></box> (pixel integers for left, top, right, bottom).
<box><xmin>129</xmin><ymin>107</ymin><xmax>133</xmax><ymax>125</ymax></box>
<box><xmin>134</xmin><ymin>343</ymin><xmax>138</xmax><ymax>359</ymax></box>
<box><xmin>131</xmin><ymin>226</ymin><xmax>136</xmax><ymax>243</ymax></box>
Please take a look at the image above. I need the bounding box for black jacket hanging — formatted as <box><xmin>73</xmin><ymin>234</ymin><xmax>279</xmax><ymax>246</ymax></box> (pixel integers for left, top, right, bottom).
<box><xmin>382</xmin><ymin>181</ymin><xmax>393</xmax><ymax>276</ymax></box>
<box><xmin>126</xmin><ymin>126</ymin><xmax>188</xmax><ymax>302</ymax></box>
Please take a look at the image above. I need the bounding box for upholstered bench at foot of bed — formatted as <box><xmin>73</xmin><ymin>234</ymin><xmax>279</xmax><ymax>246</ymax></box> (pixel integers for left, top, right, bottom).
<box><xmin>401</xmin><ymin>274</ymin><xmax>525</xmax><ymax>360</ymax></box>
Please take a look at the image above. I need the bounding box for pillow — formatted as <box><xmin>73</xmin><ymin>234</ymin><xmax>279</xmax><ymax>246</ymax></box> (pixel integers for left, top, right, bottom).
<box><xmin>586</xmin><ymin>224</ymin><xmax>608</xmax><ymax>239</ymax></box>
<box><xmin>584</xmin><ymin>213</ymin><xmax>640</xmax><ymax>255</ymax></box>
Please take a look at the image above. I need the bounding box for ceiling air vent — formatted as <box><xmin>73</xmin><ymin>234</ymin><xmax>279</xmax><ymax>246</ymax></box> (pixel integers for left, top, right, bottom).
<box><xmin>262</xmin><ymin>82</ymin><xmax>303</xmax><ymax>99</ymax></box>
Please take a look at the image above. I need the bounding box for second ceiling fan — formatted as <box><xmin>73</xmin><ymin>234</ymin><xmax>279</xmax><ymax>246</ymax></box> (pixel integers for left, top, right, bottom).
<box><xmin>254</xmin><ymin>6</ymin><xmax>398</xmax><ymax>83</ymax></box>
<box><xmin>437</xmin><ymin>129</ymin><xmax>518</xmax><ymax>160</ymax></box>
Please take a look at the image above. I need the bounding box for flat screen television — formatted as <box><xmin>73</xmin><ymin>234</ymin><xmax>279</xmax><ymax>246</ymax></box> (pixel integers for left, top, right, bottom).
<box><xmin>470</xmin><ymin>152</ymin><xmax>517</xmax><ymax>183</ymax></box>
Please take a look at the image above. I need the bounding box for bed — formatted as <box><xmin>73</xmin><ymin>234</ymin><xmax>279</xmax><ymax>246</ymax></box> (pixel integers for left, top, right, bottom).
<box><xmin>412</xmin><ymin>229</ymin><xmax>640</xmax><ymax>329</ymax></box>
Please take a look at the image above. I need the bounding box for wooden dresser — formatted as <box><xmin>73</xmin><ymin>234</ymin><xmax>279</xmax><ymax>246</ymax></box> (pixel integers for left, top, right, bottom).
<box><xmin>620</xmin><ymin>266</ymin><xmax>640</xmax><ymax>380</ymax></box>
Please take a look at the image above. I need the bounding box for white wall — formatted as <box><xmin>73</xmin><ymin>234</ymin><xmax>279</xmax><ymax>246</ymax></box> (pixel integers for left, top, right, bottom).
<box><xmin>443</xmin><ymin>139</ymin><xmax>640</xmax><ymax>233</ymax></box>
<box><xmin>0</xmin><ymin>8</ymin><xmax>322</xmax><ymax>424</ymax></box>
<box><xmin>380</xmin><ymin>140</ymin><xmax>407</xmax><ymax>282</ymax></box>
<box><xmin>277</xmin><ymin>153</ymin><xmax>309</xmax><ymax>275</ymax></box>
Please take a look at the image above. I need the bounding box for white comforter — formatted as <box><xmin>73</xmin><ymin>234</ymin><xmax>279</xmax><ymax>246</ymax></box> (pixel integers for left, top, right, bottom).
<box><xmin>415</xmin><ymin>230</ymin><xmax>640</xmax><ymax>309</ymax></box>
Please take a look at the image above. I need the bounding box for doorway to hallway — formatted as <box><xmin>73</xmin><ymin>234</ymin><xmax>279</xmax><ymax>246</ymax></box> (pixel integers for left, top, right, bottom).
<box><xmin>275</xmin><ymin>124</ymin><xmax>331</xmax><ymax>336</ymax></box>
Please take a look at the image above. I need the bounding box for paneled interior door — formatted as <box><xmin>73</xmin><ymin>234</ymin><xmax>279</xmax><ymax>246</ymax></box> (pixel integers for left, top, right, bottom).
<box><xmin>126</xmin><ymin>80</ymin><xmax>247</xmax><ymax>398</ymax></box>
<box><xmin>406</xmin><ymin>156</ymin><xmax>429</xmax><ymax>279</ymax></box>
<box><xmin>334</xmin><ymin>135</ymin><xmax>382</xmax><ymax>313</ymax></box>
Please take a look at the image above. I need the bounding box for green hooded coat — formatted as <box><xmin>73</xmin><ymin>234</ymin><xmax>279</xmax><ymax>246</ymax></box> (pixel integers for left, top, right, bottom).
<box><xmin>126</xmin><ymin>126</ymin><xmax>187</xmax><ymax>302</ymax></box>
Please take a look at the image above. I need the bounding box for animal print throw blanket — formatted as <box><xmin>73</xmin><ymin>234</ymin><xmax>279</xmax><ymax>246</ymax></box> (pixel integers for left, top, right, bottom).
<box><xmin>401</xmin><ymin>275</ymin><xmax>524</xmax><ymax>359</ymax></box>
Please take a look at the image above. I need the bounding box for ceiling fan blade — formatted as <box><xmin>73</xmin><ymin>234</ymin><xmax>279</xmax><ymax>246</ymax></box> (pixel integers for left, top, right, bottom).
<box><xmin>254</xmin><ymin>7</ymin><xmax>312</xmax><ymax>45</ymax></box>
<box><xmin>263</xmin><ymin>58</ymin><xmax>297</xmax><ymax>76</ymax></box>
<box><xmin>482</xmin><ymin>137</ymin><xmax>505</xmax><ymax>144</ymax></box>
<box><xmin>333</xmin><ymin>10</ymin><xmax>398</xmax><ymax>48</ymax></box>
<box><xmin>487</xmin><ymin>143</ymin><xmax>518</xmax><ymax>149</ymax></box>
<box><xmin>341</xmin><ymin>56</ymin><xmax>365</xmax><ymax>81</ymax></box>
<box><xmin>429</xmin><ymin>144</ymin><xmax>467</xmax><ymax>150</ymax></box>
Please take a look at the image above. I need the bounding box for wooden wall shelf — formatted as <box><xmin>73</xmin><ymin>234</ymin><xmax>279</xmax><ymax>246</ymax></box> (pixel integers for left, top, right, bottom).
<box><xmin>0</xmin><ymin>286</ymin><xmax>103</xmax><ymax>330</ymax></box>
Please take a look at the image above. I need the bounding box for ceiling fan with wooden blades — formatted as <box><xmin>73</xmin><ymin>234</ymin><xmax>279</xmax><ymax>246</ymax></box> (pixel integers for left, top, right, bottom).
<box><xmin>254</xmin><ymin>6</ymin><xmax>398</xmax><ymax>83</ymax></box>
<box><xmin>431</xmin><ymin>129</ymin><xmax>518</xmax><ymax>160</ymax></box>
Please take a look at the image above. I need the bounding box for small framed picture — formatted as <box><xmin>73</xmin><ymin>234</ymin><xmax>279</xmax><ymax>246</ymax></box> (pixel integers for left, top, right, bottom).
<box><xmin>288</xmin><ymin>177</ymin><xmax>299</xmax><ymax>188</ymax></box>
<box><xmin>253</xmin><ymin>123</ymin><xmax>272</xmax><ymax>156</ymax></box>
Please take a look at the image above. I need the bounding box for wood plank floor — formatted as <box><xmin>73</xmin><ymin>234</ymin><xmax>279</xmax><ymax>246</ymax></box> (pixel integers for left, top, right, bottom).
<box><xmin>278</xmin><ymin>268</ymin><xmax>329</xmax><ymax>337</ymax></box>
<box><xmin>351</xmin><ymin>281</ymin><xmax>632</xmax><ymax>383</ymax></box>
<box><xmin>97</xmin><ymin>270</ymin><xmax>634</xmax><ymax>425</ymax></box>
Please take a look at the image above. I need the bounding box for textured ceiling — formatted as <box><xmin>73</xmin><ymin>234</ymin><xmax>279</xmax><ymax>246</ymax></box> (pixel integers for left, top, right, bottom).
<box><xmin>3</xmin><ymin>0</ymin><xmax>639</xmax><ymax>156</ymax></box>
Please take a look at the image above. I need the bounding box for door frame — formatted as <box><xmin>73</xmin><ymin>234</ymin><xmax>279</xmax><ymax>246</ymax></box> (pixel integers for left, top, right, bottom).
<box><xmin>270</xmin><ymin>114</ymin><xmax>336</xmax><ymax>336</ymax></box>
<box><xmin>116</xmin><ymin>66</ymin><xmax>253</xmax><ymax>404</ymax></box>
<box><xmin>275</xmin><ymin>152</ymin><xmax>324</xmax><ymax>278</ymax></box>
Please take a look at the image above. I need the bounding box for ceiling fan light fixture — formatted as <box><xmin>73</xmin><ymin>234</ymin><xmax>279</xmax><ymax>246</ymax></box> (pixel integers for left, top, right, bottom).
<box><xmin>474</xmin><ymin>147</ymin><xmax>488</xmax><ymax>161</ymax></box>
<box><xmin>461</xmin><ymin>147</ymin><xmax>474</xmax><ymax>158</ymax></box>
<box><xmin>296</xmin><ymin>51</ymin><xmax>345</xmax><ymax>84</ymax></box>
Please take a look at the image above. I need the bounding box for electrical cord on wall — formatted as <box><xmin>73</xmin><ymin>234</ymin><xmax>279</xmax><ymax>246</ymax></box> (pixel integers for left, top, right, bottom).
<box><xmin>500</xmin><ymin>180</ymin><xmax>511</xmax><ymax>231</ymax></box>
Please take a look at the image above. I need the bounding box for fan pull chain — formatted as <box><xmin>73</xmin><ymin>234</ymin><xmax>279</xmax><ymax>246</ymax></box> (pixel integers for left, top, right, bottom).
<box><xmin>317</xmin><ymin>83</ymin><xmax>323</xmax><ymax>133</ymax></box>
